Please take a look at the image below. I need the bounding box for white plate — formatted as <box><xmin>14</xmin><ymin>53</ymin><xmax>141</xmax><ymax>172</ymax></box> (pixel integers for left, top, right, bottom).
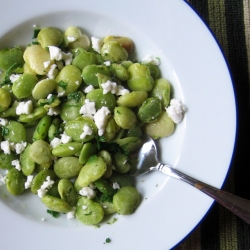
<box><xmin>0</xmin><ymin>0</ymin><xmax>236</xmax><ymax>249</ymax></box>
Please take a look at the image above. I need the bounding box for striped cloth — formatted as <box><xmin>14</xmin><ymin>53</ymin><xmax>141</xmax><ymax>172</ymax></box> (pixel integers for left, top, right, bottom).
<box><xmin>174</xmin><ymin>1</ymin><xmax>250</xmax><ymax>250</ymax></box>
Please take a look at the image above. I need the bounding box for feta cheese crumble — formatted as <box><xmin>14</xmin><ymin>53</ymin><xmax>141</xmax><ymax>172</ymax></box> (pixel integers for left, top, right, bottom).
<box><xmin>112</xmin><ymin>182</ymin><xmax>120</xmax><ymax>190</ymax></box>
<box><xmin>103</xmin><ymin>61</ymin><xmax>111</xmax><ymax>66</ymax></box>
<box><xmin>0</xmin><ymin>174</ymin><xmax>6</xmax><ymax>185</ymax></box>
<box><xmin>79</xmin><ymin>99</ymin><xmax>96</xmax><ymax>117</ymax></box>
<box><xmin>14</xmin><ymin>142</ymin><xmax>27</xmax><ymax>154</ymax></box>
<box><xmin>47</xmin><ymin>106</ymin><xmax>60</xmax><ymax>116</ymax></box>
<box><xmin>166</xmin><ymin>98</ymin><xmax>186</xmax><ymax>124</ymax></box>
<box><xmin>50</xmin><ymin>137</ymin><xmax>61</xmax><ymax>148</ymax></box>
<box><xmin>0</xmin><ymin>141</ymin><xmax>11</xmax><ymax>154</ymax></box>
<box><xmin>101</xmin><ymin>80</ymin><xmax>129</xmax><ymax>96</ymax></box>
<box><xmin>67</xmin><ymin>36</ymin><xmax>77</xmax><ymax>43</ymax></box>
<box><xmin>79</xmin><ymin>187</ymin><xmax>96</xmax><ymax>199</ymax></box>
<box><xmin>67</xmin><ymin>208</ymin><xmax>76</xmax><ymax>219</ymax></box>
<box><xmin>48</xmin><ymin>46</ymin><xmax>63</xmax><ymax>61</ymax></box>
<box><xmin>9</xmin><ymin>74</ymin><xmax>21</xmax><ymax>83</ymax></box>
<box><xmin>16</xmin><ymin>100</ymin><xmax>33</xmax><ymax>115</ymax></box>
<box><xmin>80</xmin><ymin>125</ymin><xmax>93</xmax><ymax>139</ymax></box>
<box><xmin>0</xmin><ymin>118</ymin><xmax>8</xmax><ymax>126</ymax></box>
<box><xmin>24</xmin><ymin>175</ymin><xmax>34</xmax><ymax>189</ymax></box>
<box><xmin>37</xmin><ymin>176</ymin><xmax>55</xmax><ymax>198</ymax></box>
<box><xmin>11</xmin><ymin>159</ymin><xmax>22</xmax><ymax>171</ymax></box>
<box><xmin>84</xmin><ymin>85</ymin><xmax>95</xmax><ymax>93</ymax></box>
<box><xmin>94</xmin><ymin>106</ymin><xmax>111</xmax><ymax>136</ymax></box>
<box><xmin>141</xmin><ymin>55</ymin><xmax>161</xmax><ymax>65</ymax></box>
<box><xmin>47</xmin><ymin>64</ymin><xmax>58</xmax><ymax>79</ymax></box>
<box><xmin>61</xmin><ymin>133</ymin><xmax>72</xmax><ymax>144</ymax></box>
<box><xmin>91</xmin><ymin>37</ymin><xmax>102</xmax><ymax>53</ymax></box>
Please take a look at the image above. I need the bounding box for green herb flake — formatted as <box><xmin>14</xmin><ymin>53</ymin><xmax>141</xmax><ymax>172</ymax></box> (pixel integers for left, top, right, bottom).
<box><xmin>32</xmin><ymin>29</ymin><xmax>41</xmax><ymax>39</ymax></box>
<box><xmin>1</xmin><ymin>126</ymin><xmax>9</xmax><ymax>136</ymax></box>
<box><xmin>47</xmin><ymin>209</ymin><xmax>60</xmax><ymax>218</ymax></box>
<box><xmin>104</xmin><ymin>238</ymin><xmax>111</xmax><ymax>244</ymax></box>
<box><xmin>0</xmin><ymin>63</ymin><xmax>19</xmax><ymax>87</ymax></box>
<box><xmin>58</xmin><ymin>81</ymin><xmax>68</xmax><ymax>90</ymax></box>
<box><xmin>67</xmin><ymin>91</ymin><xmax>81</xmax><ymax>102</ymax></box>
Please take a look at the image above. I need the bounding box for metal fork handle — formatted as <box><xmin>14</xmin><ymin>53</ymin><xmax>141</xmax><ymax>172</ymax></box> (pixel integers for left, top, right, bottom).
<box><xmin>151</xmin><ymin>163</ymin><xmax>250</xmax><ymax>225</ymax></box>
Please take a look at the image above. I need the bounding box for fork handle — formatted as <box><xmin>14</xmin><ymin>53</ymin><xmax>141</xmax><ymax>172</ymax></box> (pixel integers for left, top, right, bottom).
<box><xmin>154</xmin><ymin>163</ymin><xmax>250</xmax><ymax>225</ymax></box>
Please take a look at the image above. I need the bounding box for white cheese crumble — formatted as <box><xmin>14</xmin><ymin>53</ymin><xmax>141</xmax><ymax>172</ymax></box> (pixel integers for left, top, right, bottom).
<box><xmin>16</xmin><ymin>100</ymin><xmax>33</xmax><ymax>115</ymax></box>
<box><xmin>79</xmin><ymin>187</ymin><xmax>96</xmax><ymax>199</ymax></box>
<box><xmin>48</xmin><ymin>46</ymin><xmax>63</xmax><ymax>61</ymax></box>
<box><xmin>47</xmin><ymin>64</ymin><xmax>58</xmax><ymax>79</ymax></box>
<box><xmin>9</xmin><ymin>74</ymin><xmax>21</xmax><ymax>83</ymax></box>
<box><xmin>0</xmin><ymin>174</ymin><xmax>6</xmax><ymax>185</ymax></box>
<box><xmin>80</xmin><ymin>125</ymin><xmax>93</xmax><ymax>139</ymax></box>
<box><xmin>103</xmin><ymin>61</ymin><xmax>111</xmax><ymax>66</ymax></box>
<box><xmin>79</xmin><ymin>99</ymin><xmax>96</xmax><ymax>118</ymax></box>
<box><xmin>58</xmin><ymin>91</ymin><xmax>65</xmax><ymax>97</ymax></box>
<box><xmin>37</xmin><ymin>176</ymin><xmax>55</xmax><ymax>198</ymax></box>
<box><xmin>0</xmin><ymin>141</ymin><xmax>11</xmax><ymax>154</ymax></box>
<box><xmin>11</xmin><ymin>159</ymin><xmax>22</xmax><ymax>171</ymax></box>
<box><xmin>141</xmin><ymin>55</ymin><xmax>161</xmax><ymax>65</ymax></box>
<box><xmin>43</xmin><ymin>60</ymin><xmax>51</xmax><ymax>69</ymax></box>
<box><xmin>84</xmin><ymin>85</ymin><xmax>94</xmax><ymax>93</ymax></box>
<box><xmin>166</xmin><ymin>98</ymin><xmax>186</xmax><ymax>124</ymax></box>
<box><xmin>14</xmin><ymin>142</ymin><xmax>27</xmax><ymax>154</ymax></box>
<box><xmin>47</xmin><ymin>106</ymin><xmax>61</xmax><ymax>116</ymax></box>
<box><xmin>0</xmin><ymin>118</ymin><xmax>8</xmax><ymax>126</ymax></box>
<box><xmin>67</xmin><ymin>208</ymin><xmax>76</xmax><ymax>219</ymax></box>
<box><xmin>94</xmin><ymin>106</ymin><xmax>111</xmax><ymax>136</ymax></box>
<box><xmin>50</xmin><ymin>137</ymin><xmax>61</xmax><ymax>148</ymax></box>
<box><xmin>116</xmin><ymin>85</ymin><xmax>130</xmax><ymax>96</ymax></box>
<box><xmin>91</xmin><ymin>37</ymin><xmax>102</xmax><ymax>53</ymax></box>
<box><xmin>61</xmin><ymin>133</ymin><xmax>72</xmax><ymax>144</ymax></box>
<box><xmin>112</xmin><ymin>182</ymin><xmax>120</xmax><ymax>190</ymax></box>
<box><xmin>67</xmin><ymin>36</ymin><xmax>77</xmax><ymax>43</ymax></box>
<box><xmin>101</xmin><ymin>80</ymin><xmax>117</xmax><ymax>94</ymax></box>
<box><xmin>62</xmin><ymin>52</ymin><xmax>73</xmax><ymax>65</ymax></box>
<box><xmin>24</xmin><ymin>175</ymin><xmax>34</xmax><ymax>189</ymax></box>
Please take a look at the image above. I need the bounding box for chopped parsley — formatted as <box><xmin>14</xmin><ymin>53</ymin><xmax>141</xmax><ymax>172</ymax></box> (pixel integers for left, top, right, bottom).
<box><xmin>47</xmin><ymin>210</ymin><xmax>60</xmax><ymax>218</ymax></box>
<box><xmin>0</xmin><ymin>63</ymin><xmax>19</xmax><ymax>87</ymax></box>
<box><xmin>1</xmin><ymin>126</ymin><xmax>9</xmax><ymax>136</ymax></box>
<box><xmin>67</xmin><ymin>91</ymin><xmax>82</xmax><ymax>102</ymax></box>
<box><xmin>104</xmin><ymin>238</ymin><xmax>111</xmax><ymax>244</ymax></box>
<box><xmin>58</xmin><ymin>81</ymin><xmax>68</xmax><ymax>90</ymax></box>
<box><xmin>39</xmin><ymin>94</ymin><xmax>56</xmax><ymax>106</ymax></box>
<box><xmin>32</xmin><ymin>29</ymin><xmax>41</xmax><ymax>39</ymax></box>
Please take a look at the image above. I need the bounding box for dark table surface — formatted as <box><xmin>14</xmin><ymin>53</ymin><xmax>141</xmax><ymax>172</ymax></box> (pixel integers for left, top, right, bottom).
<box><xmin>175</xmin><ymin>1</ymin><xmax>250</xmax><ymax>249</ymax></box>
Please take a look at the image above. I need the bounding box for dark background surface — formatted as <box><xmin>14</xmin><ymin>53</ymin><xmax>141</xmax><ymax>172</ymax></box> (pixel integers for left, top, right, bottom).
<box><xmin>175</xmin><ymin>1</ymin><xmax>250</xmax><ymax>249</ymax></box>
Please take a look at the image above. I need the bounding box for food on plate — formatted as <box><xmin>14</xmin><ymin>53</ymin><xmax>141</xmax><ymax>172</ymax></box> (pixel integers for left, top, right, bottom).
<box><xmin>0</xmin><ymin>26</ymin><xmax>186</xmax><ymax>225</ymax></box>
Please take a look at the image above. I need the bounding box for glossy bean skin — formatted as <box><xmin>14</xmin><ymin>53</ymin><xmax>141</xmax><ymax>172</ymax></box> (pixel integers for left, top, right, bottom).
<box><xmin>127</xmin><ymin>63</ymin><xmax>154</xmax><ymax>92</ymax></box>
<box><xmin>76</xmin><ymin>155</ymin><xmax>107</xmax><ymax>187</ymax></box>
<box><xmin>64</xmin><ymin>26</ymin><xmax>90</xmax><ymax>50</ymax></box>
<box><xmin>76</xmin><ymin>197</ymin><xmax>104</xmax><ymax>225</ymax></box>
<box><xmin>41</xmin><ymin>195</ymin><xmax>73</xmax><ymax>213</ymax></box>
<box><xmin>112</xmin><ymin>152</ymin><xmax>131</xmax><ymax>173</ymax></box>
<box><xmin>150</xmin><ymin>78</ymin><xmax>171</xmax><ymax>108</ymax></box>
<box><xmin>72</xmin><ymin>51</ymin><xmax>97</xmax><ymax>71</ymax></box>
<box><xmin>113</xmin><ymin>106</ymin><xmax>137</xmax><ymax>129</ymax></box>
<box><xmin>82</xmin><ymin>65</ymin><xmax>110</xmax><ymax>87</ymax></box>
<box><xmin>103</xmin><ymin>36</ymin><xmax>134</xmax><ymax>54</ymax></box>
<box><xmin>19</xmin><ymin>107</ymin><xmax>47</xmax><ymax>123</ymax></box>
<box><xmin>56</xmin><ymin>65</ymin><xmax>82</xmax><ymax>96</ymax></box>
<box><xmin>32</xmin><ymin>115</ymin><xmax>52</xmax><ymax>141</ymax></box>
<box><xmin>48</xmin><ymin>117</ymin><xmax>62</xmax><ymax>141</ymax></box>
<box><xmin>86</xmin><ymin>89</ymin><xmax>116</xmax><ymax>112</ymax></box>
<box><xmin>79</xmin><ymin>142</ymin><xmax>97</xmax><ymax>165</ymax></box>
<box><xmin>46</xmin><ymin>179</ymin><xmax>61</xmax><ymax>198</ymax></box>
<box><xmin>110</xmin><ymin>63</ymin><xmax>129</xmax><ymax>81</ymax></box>
<box><xmin>58</xmin><ymin>179</ymin><xmax>78</xmax><ymax>206</ymax></box>
<box><xmin>0</xmin><ymin>88</ymin><xmax>11</xmax><ymax>112</ymax></box>
<box><xmin>4</xmin><ymin>120</ymin><xmax>26</xmax><ymax>143</ymax></box>
<box><xmin>20</xmin><ymin>144</ymin><xmax>36</xmax><ymax>176</ymax></box>
<box><xmin>29</xmin><ymin>140</ymin><xmax>53</xmax><ymax>165</ymax></box>
<box><xmin>101</xmin><ymin>41</ymin><xmax>128</xmax><ymax>63</ymax></box>
<box><xmin>37</xmin><ymin>27</ymin><xmax>63</xmax><ymax>49</ymax></box>
<box><xmin>138</xmin><ymin>97</ymin><xmax>162</xmax><ymax>123</ymax></box>
<box><xmin>12</xmin><ymin>73</ymin><xmax>38</xmax><ymax>98</ymax></box>
<box><xmin>116</xmin><ymin>137</ymin><xmax>141</xmax><ymax>154</ymax></box>
<box><xmin>0</xmin><ymin>151</ymin><xmax>17</xmax><ymax>170</ymax></box>
<box><xmin>64</xmin><ymin>117</ymin><xmax>97</xmax><ymax>142</ymax></box>
<box><xmin>52</xmin><ymin>142</ymin><xmax>83</xmax><ymax>157</ymax></box>
<box><xmin>113</xmin><ymin>186</ymin><xmax>140</xmax><ymax>215</ymax></box>
<box><xmin>32</xmin><ymin>79</ymin><xmax>57</xmax><ymax>100</ymax></box>
<box><xmin>143</xmin><ymin>111</ymin><xmax>175</xmax><ymax>139</ymax></box>
<box><xmin>30</xmin><ymin>169</ymin><xmax>56</xmax><ymax>194</ymax></box>
<box><xmin>60</xmin><ymin>91</ymin><xmax>85</xmax><ymax>122</ymax></box>
<box><xmin>97</xmin><ymin>150</ymin><xmax>113</xmax><ymax>178</ymax></box>
<box><xmin>143</xmin><ymin>63</ymin><xmax>160</xmax><ymax>80</ymax></box>
<box><xmin>116</xmin><ymin>91</ymin><xmax>148</xmax><ymax>108</ymax></box>
<box><xmin>103</xmin><ymin>117</ymin><xmax>120</xmax><ymax>142</ymax></box>
<box><xmin>0</xmin><ymin>47</ymin><xmax>24</xmax><ymax>71</ymax></box>
<box><xmin>23</xmin><ymin>44</ymin><xmax>52</xmax><ymax>75</ymax></box>
<box><xmin>54</xmin><ymin>156</ymin><xmax>83</xmax><ymax>179</ymax></box>
<box><xmin>5</xmin><ymin>168</ymin><xmax>26</xmax><ymax>196</ymax></box>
